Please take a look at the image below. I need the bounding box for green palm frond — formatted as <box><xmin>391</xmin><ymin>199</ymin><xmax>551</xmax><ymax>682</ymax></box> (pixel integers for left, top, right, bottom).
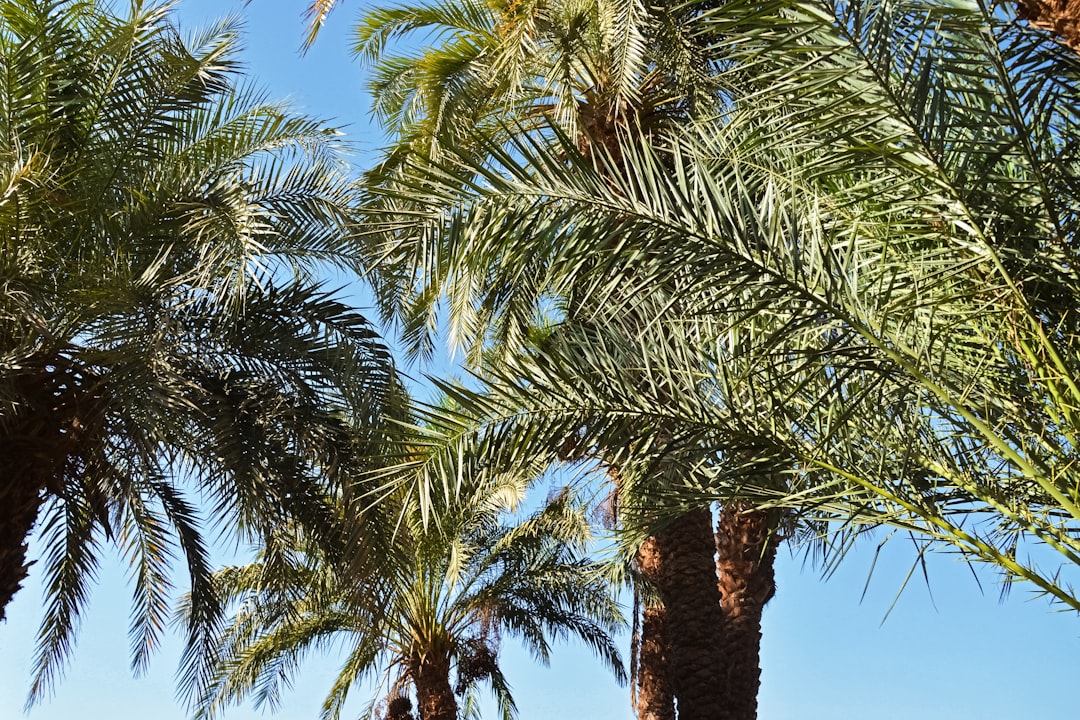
<box><xmin>358</xmin><ymin>0</ymin><xmax>1080</xmax><ymax>607</ymax></box>
<box><xmin>349</xmin><ymin>0</ymin><xmax>721</xmax><ymax>364</ymax></box>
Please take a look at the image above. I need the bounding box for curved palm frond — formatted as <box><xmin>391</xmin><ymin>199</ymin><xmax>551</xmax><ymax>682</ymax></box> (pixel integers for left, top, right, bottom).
<box><xmin>360</xmin><ymin>0</ymin><xmax>1080</xmax><ymax>608</ymax></box>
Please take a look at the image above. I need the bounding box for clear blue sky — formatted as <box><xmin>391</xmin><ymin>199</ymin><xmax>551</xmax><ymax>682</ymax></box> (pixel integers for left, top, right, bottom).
<box><xmin>1</xmin><ymin>2</ymin><xmax>1078</xmax><ymax>719</ymax></box>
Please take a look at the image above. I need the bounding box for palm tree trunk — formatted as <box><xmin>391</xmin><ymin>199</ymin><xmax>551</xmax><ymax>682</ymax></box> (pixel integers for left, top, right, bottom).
<box><xmin>411</xmin><ymin>653</ymin><xmax>457</xmax><ymax>720</ymax></box>
<box><xmin>714</xmin><ymin>504</ymin><xmax>779</xmax><ymax>720</ymax></box>
<box><xmin>0</xmin><ymin>367</ymin><xmax>78</xmax><ymax>621</ymax></box>
<box><xmin>653</xmin><ymin>507</ymin><xmax>728</xmax><ymax>720</ymax></box>
<box><xmin>634</xmin><ymin>537</ymin><xmax>674</xmax><ymax>720</ymax></box>
<box><xmin>1015</xmin><ymin>0</ymin><xmax>1080</xmax><ymax>51</ymax></box>
<box><xmin>0</xmin><ymin>362</ymin><xmax>103</xmax><ymax>620</ymax></box>
<box><xmin>0</xmin><ymin>454</ymin><xmax>47</xmax><ymax>621</ymax></box>
<box><xmin>637</xmin><ymin>605</ymin><xmax>675</xmax><ymax>720</ymax></box>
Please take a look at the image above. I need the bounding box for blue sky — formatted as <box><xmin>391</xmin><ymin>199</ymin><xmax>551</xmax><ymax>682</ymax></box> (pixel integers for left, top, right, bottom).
<box><xmin>1</xmin><ymin>1</ymin><xmax>1078</xmax><ymax>719</ymax></box>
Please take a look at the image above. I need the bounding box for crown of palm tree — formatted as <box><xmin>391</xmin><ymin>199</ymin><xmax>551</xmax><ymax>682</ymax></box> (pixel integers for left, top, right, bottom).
<box><xmin>0</xmin><ymin>0</ymin><xmax>398</xmax><ymax>700</ymax></box>
<box><xmin>183</xmin><ymin>468</ymin><xmax>625</xmax><ymax>720</ymax></box>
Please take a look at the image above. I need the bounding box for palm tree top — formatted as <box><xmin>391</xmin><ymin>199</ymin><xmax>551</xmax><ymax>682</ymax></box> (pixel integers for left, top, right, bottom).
<box><xmin>184</xmin><ymin>469</ymin><xmax>626</xmax><ymax>720</ymax></box>
<box><xmin>0</xmin><ymin>0</ymin><xmax>397</xmax><ymax>701</ymax></box>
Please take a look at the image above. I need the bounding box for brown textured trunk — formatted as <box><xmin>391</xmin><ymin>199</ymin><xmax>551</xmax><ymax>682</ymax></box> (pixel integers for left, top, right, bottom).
<box><xmin>0</xmin><ymin>367</ymin><xmax>83</xmax><ymax>621</ymax></box>
<box><xmin>0</xmin><ymin>362</ymin><xmax>104</xmax><ymax>621</ymax></box>
<box><xmin>634</xmin><ymin>536</ymin><xmax>675</xmax><ymax>720</ymax></box>
<box><xmin>1016</xmin><ymin>0</ymin><xmax>1080</xmax><ymax>52</ymax></box>
<box><xmin>0</xmin><ymin>453</ymin><xmax>48</xmax><ymax>621</ymax></box>
<box><xmin>714</xmin><ymin>504</ymin><xmax>779</xmax><ymax>720</ymax></box>
<box><xmin>653</xmin><ymin>507</ymin><xmax>728</xmax><ymax>720</ymax></box>
<box><xmin>411</xmin><ymin>653</ymin><xmax>457</xmax><ymax>720</ymax></box>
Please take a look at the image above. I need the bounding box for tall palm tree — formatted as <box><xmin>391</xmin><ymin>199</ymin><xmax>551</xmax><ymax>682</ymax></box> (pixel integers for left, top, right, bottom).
<box><xmin>184</xmin><ymin>468</ymin><xmax>625</xmax><ymax>720</ymax></box>
<box><xmin>340</xmin><ymin>3</ymin><xmax>757</xmax><ymax>718</ymax></box>
<box><xmin>0</xmin><ymin>0</ymin><xmax>396</xmax><ymax>697</ymax></box>
<box><xmin>342</xmin><ymin>2</ymin><xmax>792</xmax><ymax>716</ymax></box>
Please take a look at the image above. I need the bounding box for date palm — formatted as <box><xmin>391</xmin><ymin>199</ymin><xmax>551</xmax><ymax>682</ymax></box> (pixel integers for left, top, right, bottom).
<box><xmin>338</xmin><ymin>2</ymin><xmax>771</xmax><ymax>718</ymax></box>
<box><xmin>343</xmin><ymin>2</ymin><xmax>781</xmax><ymax>717</ymax></box>
<box><xmin>184</xmin><ymin>463</ymin><xmax>625</xmax><ymax>720</ymax></box>
<box><xmin>0</xmin><ymin>0</ymin><xmax>396</xmax><ymax>698</ymax></box>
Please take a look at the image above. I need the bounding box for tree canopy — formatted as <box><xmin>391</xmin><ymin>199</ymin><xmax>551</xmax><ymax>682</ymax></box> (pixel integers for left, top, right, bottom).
<box><xmin>0</xmin><ymin>0</ymin><xmax>397</xmax><ymax>699</ymax></box>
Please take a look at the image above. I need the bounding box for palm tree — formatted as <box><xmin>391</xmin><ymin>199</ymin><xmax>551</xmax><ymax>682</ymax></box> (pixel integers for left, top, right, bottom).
<box><xmin>184</xmin><ymin>465</ymin><xmax>625</xmax><ymax>720</ymax></box>
<box><xmin>299</xmin><ymin>1</ymin><xmax>806</xmax><ymax>717</ymax></box>
<box><xmin>365</xmin><ymin>0</ymin><xmax>1080</xmax><ymax>615</ymax></box>
<box><xmin>342</xmin><ymin>2</ymin><xmax>786</xmax><ymax>716</ymax></box>
<box><xmin>0</xmin><ymin>0</ymin><xmax>396</xmax><ymax>697</ymax></box>
<box><xmin>341</xmin><ymin>3</ymin><xmax>761</xmax><ymax>717</ymax></box>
